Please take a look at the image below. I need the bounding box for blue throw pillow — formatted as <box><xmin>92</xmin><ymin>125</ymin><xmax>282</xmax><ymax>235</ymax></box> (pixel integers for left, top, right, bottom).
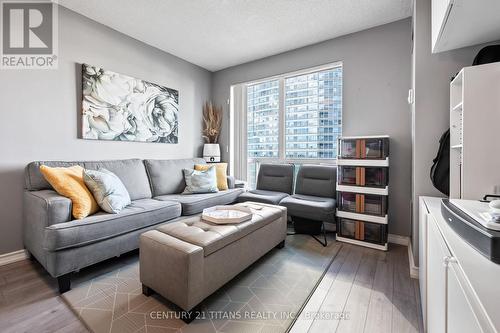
<box><xmin>83</xmin><ymin>168</ymin><xmax>131</xmax><ymax>213</ymax></box>
<box><xmin>183</xmin><ymin>166</ymin><xmax>219</xmax><ymax>194</ymax></box>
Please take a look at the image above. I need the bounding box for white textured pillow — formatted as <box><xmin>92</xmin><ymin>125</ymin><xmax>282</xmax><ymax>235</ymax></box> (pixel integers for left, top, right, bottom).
<box><xmin>182</xmin><ymin>166</ymin><xmax>219</xmax><ymax>194</ymax></box>
<box><xmin>83</xmin><ymin>168</ymin><xmax>131</xmax><ymax>213</ymax></box>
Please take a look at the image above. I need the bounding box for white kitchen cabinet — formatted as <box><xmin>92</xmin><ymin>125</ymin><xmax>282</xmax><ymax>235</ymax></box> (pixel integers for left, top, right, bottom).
<box><xmin>447</xmin><ymin>260</ymin><xmax>483</xmax><ymax>333</ymax></box>
<box><xmin>431</xmin><ymin>0</ymin><xmax>452</xmax><ymax>50</ymax></box>
<box><xmin>427</xmin><ymin>213</ymin><xmax>449</xmax><ymax>333</ymax></box>
<box><xmin>432</xmin><ymin>0</ymin><xmax>500</xmax><ymax>53</ymax></box>
<box><xmin>418</xmin><ymin>197</ymin><xmax>429</xmax><ymax>331</ymax></box>
<box><xmin>419</xmin><ymin>197</ymin><xmax>498</xmax><ymax>333</ymax></box>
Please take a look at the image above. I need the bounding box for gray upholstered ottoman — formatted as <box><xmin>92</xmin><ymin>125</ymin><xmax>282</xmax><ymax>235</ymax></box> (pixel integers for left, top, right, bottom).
<box><xmin>139</xmin><ymin>202</ymin><xmax>287</xmax><ymax>316</ymax></box>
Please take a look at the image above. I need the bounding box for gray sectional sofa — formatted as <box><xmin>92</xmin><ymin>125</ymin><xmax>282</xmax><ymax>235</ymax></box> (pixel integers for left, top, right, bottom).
<box><xmin>23</xmin><ymin>158</ymin><xmax>243</xmax><ymax>292</ymax></box>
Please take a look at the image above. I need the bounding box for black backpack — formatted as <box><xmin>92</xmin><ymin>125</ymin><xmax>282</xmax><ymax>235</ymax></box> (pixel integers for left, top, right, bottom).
<box><xmin>472</xmin><ymin>45</ymin><xmax>500</xmax><ymax>66</ymax></box>
<box><xmin>452</xmin><ymin>45</ymin><xmax>500</xmax><ymax>80</ymax></box>
<box><xmin>430</xmin><ymin>129</ymin><xmax>450</xmax><ymax>196</ymax></box>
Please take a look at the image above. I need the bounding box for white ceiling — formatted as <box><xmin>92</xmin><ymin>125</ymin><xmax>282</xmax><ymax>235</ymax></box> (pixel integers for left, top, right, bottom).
<box><xmin>59</xmin><ymin>0</ymin><xmax>413</xmax><ymax>71</ymax></box>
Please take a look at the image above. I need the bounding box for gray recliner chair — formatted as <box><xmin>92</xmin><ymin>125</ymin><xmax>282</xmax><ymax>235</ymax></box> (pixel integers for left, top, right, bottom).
<box><xmin>237</xmin><ymin>163</ymin><xmax>294</xmax><ymax>204</ymax></box>
<box><xmin>280</xmin><ymin>164</ymin><xmax>336</xmax><ymax>246</ymax></box>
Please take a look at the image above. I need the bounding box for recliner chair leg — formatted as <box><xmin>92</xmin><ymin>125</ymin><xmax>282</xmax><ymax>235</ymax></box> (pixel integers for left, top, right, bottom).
<box><xmin>288</xmin><ymin>218</ymin><xmax>328</xmax><ymax>247</ymax></box>
<box><xmin>311</xmin><ymin>222</ymin><xmax>328</xmax><ymax>247</ymax></box>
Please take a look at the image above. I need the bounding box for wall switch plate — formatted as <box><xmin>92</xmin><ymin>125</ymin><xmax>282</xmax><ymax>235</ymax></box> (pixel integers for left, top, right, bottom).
<box><xmin>408</xmin><ymin>89</ymin><xmax>414</xmax><ymax>105</ymax></box>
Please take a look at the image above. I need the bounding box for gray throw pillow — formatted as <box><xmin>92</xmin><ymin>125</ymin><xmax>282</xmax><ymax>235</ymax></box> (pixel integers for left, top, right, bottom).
<box><xmin>83</xmin><ymin>168</ymin><xmax>131</xmax><ymax>213</ymax></box>
<box><xmin>183</xmin><ymin>166</ymin><xmax>218</xmax><ymax>194</ymax></box>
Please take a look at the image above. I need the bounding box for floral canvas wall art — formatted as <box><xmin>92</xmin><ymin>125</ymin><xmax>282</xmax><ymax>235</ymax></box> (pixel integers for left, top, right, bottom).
<box><xmin>82</xmin><ymin>64</ymin><xmax>179</xmax><ymax>143</ymax></box>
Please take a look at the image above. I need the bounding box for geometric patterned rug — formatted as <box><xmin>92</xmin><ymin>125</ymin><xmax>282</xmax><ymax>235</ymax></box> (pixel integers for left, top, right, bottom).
<box><xmin>62</xmin><ymin>234</ymin><xmax>340</xmax><ymax>333</ymax></box>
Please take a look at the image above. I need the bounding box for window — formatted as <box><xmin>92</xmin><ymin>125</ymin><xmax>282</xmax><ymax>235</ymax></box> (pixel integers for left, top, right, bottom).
<box><xmin>285</xmin><ymin>68</ymin><xmax>342</xmax><ymax>159</ymax></box>
<box><xmin>236</xmin><ymin>63</ymin><xmax>342</xmax><ymax>186</ymax></box>
<box><xmin>247</xmin><ymin>80</ymin><xmax>280</xmax><ymax>159</ymax></box>
<box><xmin>246</xmin><ymin>80</ymin><xmax>280</xmax><ymax>189</ymax></box>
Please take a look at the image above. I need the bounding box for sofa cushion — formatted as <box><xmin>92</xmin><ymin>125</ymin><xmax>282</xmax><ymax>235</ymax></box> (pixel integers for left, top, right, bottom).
<box><xmin>145</xmin><ymin>158</ymin><xmax>206</xmax><ymax>196</ymax></box>
<box><xmin>156</xmin><ymin>202</ymin><xmax>284</xmax><ymax>256</ymax></box>
<box><xmin>84</xmin><ymin>159</ymin><xmax>152</xmax><ymax>200</ymax></box>
<box><xmin>44</xmin><ymin>199</ymin><xmax>181</xmax><ymax>251</ymax></box>
<box><xmin>295</xmin><ymin>165</ymin><xmax>336</xmax><ymax>198</ymax></box>
<box><xmin>195</xmin><ymin>163</ymin><xmax>228</xmax><ymax>190</ymax></box>
<box><xmin>25</xmin><ymin>161</ymin><xmax>85</xmax><ymax>191</ymax></box>
<box><xmin>83</xmin><ymin>168</ymin><xmax>131</xmax><ymax>213</ymax></box>
<box><xmin>257</xmin><ymin>164</ymin><xmax>294</xmax><ymax>194</ymax></box>
<box><xmin>155</xmin><ymin>188</ymin><xmax>244</xmax><ymax>215</ymax></box>
<box><xmin>25</xmin><ymin>159</ymin><xmax>152</xmax><ymax>200</ymax></box>
<box><xmin>237</xmin><ymin>189</ymin><xmax>289</xmax><ymax>205</ymax></box>
<box><xmin>280</xmin><ymin>194</ymin><xmax>336</xmax><ymax>223</ymax></box>
<box><xmin>182</xmin><ymin>167</ymin><xmax>218</xmax><ymax>194</ymax></box>
<box><xmin>39</xmin><ymin>165</ymin><xmax>100</xmax><ymax>219</ymax></box>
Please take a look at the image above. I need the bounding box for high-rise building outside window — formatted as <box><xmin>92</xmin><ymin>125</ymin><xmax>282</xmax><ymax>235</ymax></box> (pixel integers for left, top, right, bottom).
<box><xmin>244</xmin><ymin>63</ymin><xmax>342</xmax><ymax>186</ymax></box>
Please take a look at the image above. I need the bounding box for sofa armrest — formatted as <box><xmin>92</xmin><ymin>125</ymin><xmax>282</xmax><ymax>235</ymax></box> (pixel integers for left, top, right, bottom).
<box><xmin>23</xmin><ymin>190</ymin><xmax>72</xmax><ymax>269</ymax></box>
<box><xmin>24</xmin><ymin>190</ymin><xmax>72</xmax><ymax>226</ymax></box>
<box><xmin>226</xmin><ymin>175</ymin><xmax>235</xmax><ymax>189</ymax></box>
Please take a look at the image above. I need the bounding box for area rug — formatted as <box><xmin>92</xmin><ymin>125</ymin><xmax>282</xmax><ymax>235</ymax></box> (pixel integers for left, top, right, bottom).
<box><xmin>62</xmin><ymin>234</ymin><xmax>340</xmax><ymax>333</ymax></box>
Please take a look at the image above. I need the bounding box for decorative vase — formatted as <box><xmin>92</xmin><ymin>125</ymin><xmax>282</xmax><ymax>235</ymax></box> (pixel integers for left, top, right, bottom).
<box><xmin>203</xmin><ymin>143</ymin><xmax>221</xmax><ymax>163</ymax></box>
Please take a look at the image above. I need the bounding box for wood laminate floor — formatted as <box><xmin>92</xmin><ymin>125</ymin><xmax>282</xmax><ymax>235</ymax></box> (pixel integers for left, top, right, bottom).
<box><xmin>0</xmin><ymin>242</ymin><xmax>422</xmax><ymax>333</ymax></box>
<box><xmin>0</xmin><ymin>256</ymin><xmax>88</xmax><ymax>333</ymax></box>
<box><xmin>290</xmin><ymin>243</ymin><xmax>423</xmax><ymax>333</ymax></box>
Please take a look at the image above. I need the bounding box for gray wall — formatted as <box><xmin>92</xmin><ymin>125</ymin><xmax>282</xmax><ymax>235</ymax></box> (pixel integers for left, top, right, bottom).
<box><xmin>0</xmin><ymin>7</ymin><xmax>211</xmax><ymax>254</ymax></box>
<box><xmin>212</xmin><ymin>19</ymin><xmax>413</xmax><ymax>237</ymax></box>
<box><xmin>411</xmin><ymin>0</ymin><xmax>494</xmax><ymax>262</ymax></box>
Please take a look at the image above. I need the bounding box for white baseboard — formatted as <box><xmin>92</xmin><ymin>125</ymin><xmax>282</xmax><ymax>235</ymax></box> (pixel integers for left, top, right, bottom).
<box><xmin>408</xmin><ymin>242</ymin><xmax>419</xmax><ymax>279</ymax></box>
<box><xmin>386</xmin><ymin>234</ymin><xmax>419</xmax><ymax>279</ymax></box>
<box><xmin>0</xmin><ymin>249</ymin><xmax>29</xmax><ymax>266</ymax></box>
<box><xmin>388</xmin><ymin>233</ymin><xmax>410</xmax><ymax>246</ymax></box>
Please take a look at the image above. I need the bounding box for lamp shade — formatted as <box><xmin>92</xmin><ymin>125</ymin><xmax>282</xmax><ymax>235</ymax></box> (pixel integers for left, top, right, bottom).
<box><xmin>203</xmin><ymin>143</ymin><xmax>221</xmax><ymax>162</ymax></box>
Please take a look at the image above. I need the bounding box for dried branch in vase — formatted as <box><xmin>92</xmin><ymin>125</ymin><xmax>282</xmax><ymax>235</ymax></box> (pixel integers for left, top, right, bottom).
<box><xmin>202</xmin><ymin>101</ymin><xmax>222</xmax><ymax>143</ymax></box>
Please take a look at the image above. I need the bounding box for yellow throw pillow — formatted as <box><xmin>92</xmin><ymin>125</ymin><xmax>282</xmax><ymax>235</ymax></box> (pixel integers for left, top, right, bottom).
<box><xmin>195</xmin><ymin>163</ymin><xmax>228</xmax><ymax>190</ymax></box>
<box><xmin>40</xmin><ymin>165</ymin><xmax>99</xmax><ymax>219</ymax></box>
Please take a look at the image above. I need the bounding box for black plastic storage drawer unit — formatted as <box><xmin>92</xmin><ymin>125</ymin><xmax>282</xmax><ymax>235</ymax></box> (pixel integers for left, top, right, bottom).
<box><xmin>338</xmin><ymin>218</ymin><xmax>387</xmax><ymax>245</ymax></box>
<box><xmin>339</xmin><ymin>137</ymin><xmax>389</xmax><ymax>159</ymax></box>
<box><xmin>337</xmin><ymin>166</ymin><xmax>388</xmax><ymax>188</ymax></box>
<box><xmin>337</xmin><ymin>192</ymin><xmax>388</xmax><ymax>216</ymax></box>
